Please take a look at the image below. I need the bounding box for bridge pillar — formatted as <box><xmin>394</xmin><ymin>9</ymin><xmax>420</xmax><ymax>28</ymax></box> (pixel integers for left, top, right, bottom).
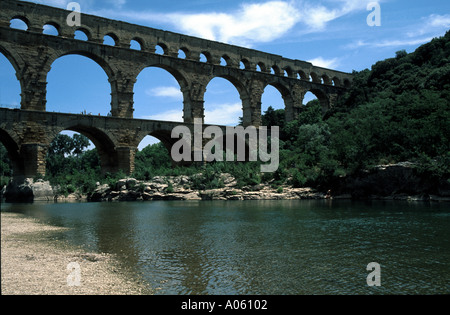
<box><xmin>109</xmin><ymin>70</ymin><xmax>138</xmax><ymax>118</ymax></box>
<box><xmin>328</xmin><ymin>93</ymin><xmax>340</xmax><ymax>110</ymax></box>
<box><xmin>242</xmin><ymin>80</ymin><xmax>265</xmax><ymax>127</ymax></box>
<box><xmin>182</xmin><ymin>79</ymin><xmax>208</xmax><ymax>124</ymax></box>
<box><xmin>242</xmin><ymin>97</ymin><xmax>261</xmax><ymax>127</ymax></box>
<box><xmin>17</xmin><ymin>68</ymin><xmax>48</xmax><ymax>112</ymax></box>
<box><xmin>285</xmin><ymin>85</ymin><xmax>308</xmax><ymax>122</ymax></box>
<box><xmin>116</xmin><ymin>146</ymin><xmax>137</xmax><ymax>175</ymax></box>
<box><xmin>19</xmin><ymin>143</ymin><xmax>47</xmax><ymax>179</ymax></box>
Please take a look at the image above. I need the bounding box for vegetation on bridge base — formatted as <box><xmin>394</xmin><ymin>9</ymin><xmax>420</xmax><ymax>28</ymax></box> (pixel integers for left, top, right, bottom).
<box><xmin>1</xmin><ymin>31</ymin><xmax>449</xmax><ymax>200</ymax></box>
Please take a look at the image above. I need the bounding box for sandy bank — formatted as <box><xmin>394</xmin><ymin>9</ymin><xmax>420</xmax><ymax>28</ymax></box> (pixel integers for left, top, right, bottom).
<box><xmin>1</xmin><ymin>212</ymin><xmax>152</xmax><ymax>295</ymax></box>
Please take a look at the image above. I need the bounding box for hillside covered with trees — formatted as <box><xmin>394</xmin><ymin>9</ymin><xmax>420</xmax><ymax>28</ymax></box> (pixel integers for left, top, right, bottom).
<box><xmin>1</xmin><ymin>31</ymin><xmax>449</xmax><ymax>199</ymax></box>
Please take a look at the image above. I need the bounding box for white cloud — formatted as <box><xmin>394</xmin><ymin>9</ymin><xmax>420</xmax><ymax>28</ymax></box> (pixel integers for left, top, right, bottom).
<box><xmin>141</xmin><ymin>103</ymin><xmax>242</xmax><ymax>126</ymax></box>
<box><xmin>407</xmin><ymin>14</ymin><xmax>450</xmax><ymax>38</ymax></box>
<box><xmin>204</xmin><ymin>103</ymin><xmax>242</xmax><ymax>126</ymax></box>
<box><xmin>166</xmin><ymin>1</ymin><xmax>301</xmax><ymax>46</ymax></box>
<box><xmin>346</xmin><ymin>36</ymin><xmax>435</xmax><ymax>49</ymax></box>
<box><xmin>146</xmin><ymin>86</ymin><xmax>182</xmax><ymax>100</ymax></box>
<box><xmin>308</xmin><ymin>57</ymin><xmax>340</xmax><ymax>68</ymax></box>
<box><xmin>143</xmin><ymin>109</ymin><xmax>183</xmax><ymax>122</ymax></box>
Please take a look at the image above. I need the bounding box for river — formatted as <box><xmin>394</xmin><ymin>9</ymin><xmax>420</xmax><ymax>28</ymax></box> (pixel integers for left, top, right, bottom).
<box><xmin>2</xmin><ymin>200</ymin><xmax>450</xmax><ymax>295</ymax></box>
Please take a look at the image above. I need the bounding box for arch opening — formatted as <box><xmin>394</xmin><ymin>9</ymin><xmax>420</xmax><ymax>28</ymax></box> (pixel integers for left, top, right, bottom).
<box><xmin>261</xmin><ymin>84</ymin><xmax>286</xmax><ymax>127</ymax></box>
<box><xmin>10</xmin><ymin>17</ymin><xmax>28</xmax><ymax>31</ymax></box>
<box><xmin>200</xmin><ymin>52</ymin><xmax>212</xmax><ymax>63</ymax></box>
<box><xmin>133</xmin><ymin>66</ymin><xmax>185</xmax><ymax>122</ymax></box>
<box><xmin>240</xmin><ymin>59</ymin><xmax>251</xmax><ymax>70</ymax></box>
<box><xmin>130</xmin><ymin>38</ymin><xmax>143</xmax><ymax>51</ymax></box>
<box><xmin>74</xmin><ymin>29</ymin><xmax>89</xmax><ymax>41</ymax></box>
<box><xmin>46</xmin><ymin>54</ymin><xmax>112</xmax><ymax>115</ymax></box>
<box><xmin>257</xmin><ymin>62</ymin><xmax>267</xmax><ymax>73</ymax></box>
<box><xmin>303</xmin><ymin>91</ymin><xmax>319</xmax><ymax>106</ymax></box>
<box><xmin>45</xmin><ymin>130</ymin><xmax>111</xmax><ymax>192</ymax></box>
<box><xmin>304</xmin><ymin>89</ymin><xmax>329</xmax><ymax>113</ymax></box>
<box><xmin>134</xmin><ymin>134</ymin><xmax>173</xmax><ymax>180</ymax></box>
<box><xmin>0</xmin><ymin>52</ymin><xmax>21</xmax><ymax>109</ymax></box>
<box><xmin>0</xmin><ymin>129</ymin><xmax>20</xmax><ymax>184</ymax></box>
<box><xmin>178</xmin><ymin>48</ymin><xmax>187</xmax><ymax>59</ymax></box>
<box><xmin>43</xmin><ymin>23</ymin><xmax>60</xmax><ymax>36</ymax></box>
<box><xmin>204</xmin><ymin>77</ymin><xmax>244</xmax><ymax>126</ymax></box>
<box><xmin>297</xmin><ymin>70</ymin><xmax>309</xmax><ymax>81</ymax></box>
<box><xmin>155</xmin><ymin>44</ymin><xmax>167</xmax><ymax>55</ymax></box>
<box><xmin>103</xmin><ymin>34</ymin><xmax>116</xmax><ymax>46</ymax></box>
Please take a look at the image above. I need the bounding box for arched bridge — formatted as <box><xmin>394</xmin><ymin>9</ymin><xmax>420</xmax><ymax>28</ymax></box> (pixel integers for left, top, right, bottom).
<box><xmin>0</xmin><ymin>0</ymin><xmax>352</xmax><ymax>180</ymax></box>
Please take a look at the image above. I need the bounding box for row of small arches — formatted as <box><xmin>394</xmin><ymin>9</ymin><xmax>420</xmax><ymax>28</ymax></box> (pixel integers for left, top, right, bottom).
<box><xmin>8</xmin><ymin>17</ymin><xmax>350</xmax><ymax>87</ymax></box>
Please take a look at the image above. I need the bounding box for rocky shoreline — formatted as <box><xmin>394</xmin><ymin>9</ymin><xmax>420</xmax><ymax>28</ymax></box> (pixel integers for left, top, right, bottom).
<box><xmin>3</xmin><ymin>163</ymin><xmax>450</xmax><ymax>203</ymax></box>
<box><xmin>89</xmin><ymin>174</ymin><xmax>327</xmax><ymax>202</ymax></box>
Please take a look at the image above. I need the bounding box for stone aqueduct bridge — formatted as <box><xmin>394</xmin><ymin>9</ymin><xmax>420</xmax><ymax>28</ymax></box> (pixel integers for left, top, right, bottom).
<box><xmin>0</xmin><ymin>0</ymin><xmax>353</xmax><ymax>180</ymax></box>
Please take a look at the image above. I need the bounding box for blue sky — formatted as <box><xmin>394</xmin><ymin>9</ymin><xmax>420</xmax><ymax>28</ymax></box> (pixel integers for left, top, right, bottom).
<box><xmin>1</xmin><ymin>0</ymin><xmax>449</xmax><ymax>149</ymax></box>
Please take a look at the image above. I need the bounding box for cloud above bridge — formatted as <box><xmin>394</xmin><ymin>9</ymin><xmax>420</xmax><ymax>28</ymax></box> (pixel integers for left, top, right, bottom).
<box><xmin>141</xmin><ymin>103</ymin><xmax>242</xmax><ymax>126</ymax></box>
<box><xmin>165</xmin><ymin>1</ymin><xmax>300</xmax><ymax>46</ymax></box>
<box><xmin>41</xmin><ymin>0</ymin><xmax>374</xmax><ymax>47</ymax></box>
<box><xmin>307</xmin><ymin>57</ymin><xmax>340</xmax><ymax>69</ymax></box>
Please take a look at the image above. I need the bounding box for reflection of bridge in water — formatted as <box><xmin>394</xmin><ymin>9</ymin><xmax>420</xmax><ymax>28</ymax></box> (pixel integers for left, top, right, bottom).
<box><xmin>0</xmin><ymin>0</ymin><xmax>352</xmax><ymax>180</ymax></box>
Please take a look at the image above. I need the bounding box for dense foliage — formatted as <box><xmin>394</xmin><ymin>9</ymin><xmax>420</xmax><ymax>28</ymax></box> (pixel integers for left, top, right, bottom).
<box><xmin>1</xmin><ymin>31</ymin><xmax>449</xmax><ymax>194</ymax></box>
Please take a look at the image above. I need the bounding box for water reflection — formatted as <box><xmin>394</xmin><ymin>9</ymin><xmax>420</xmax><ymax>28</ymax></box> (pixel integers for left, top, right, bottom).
<box><xmin>3</xmin><ymin>200</ymin><xmax>450</xmax><ymax>294</ymax></box>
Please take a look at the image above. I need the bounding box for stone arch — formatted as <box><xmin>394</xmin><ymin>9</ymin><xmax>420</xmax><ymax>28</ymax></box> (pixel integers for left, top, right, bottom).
<box><xmin>130</xmin><ymin>37</ymin><xmax>144</xmax><ymax>51</ymax></box>
<box><xmin>0</xmin><ymin>46</ymin><xmax>26</xmax><ymax>110</ymax></box>
<box><xmin>43</xmin><ymin>21</ymin><xmax>61</xmax><ymax>36</ymax></box>
<box><xmin>44</xmin><ymin>51</ymin><xmax>115</xmax><ymax>114</ymax></box>
<box><xmin>305</xmin><ymin>88</ymin><xmax>330</xmax><ymax>113</ymax></box>
<box><xmin>103</xmin><ymin>32</ymin><xmax>119</xmax><ymax>46</ymax></box>
<box><xmin>322</xmin><ymin>74</ymin><xmax>332</xmax><ymax>85</ymax></box>
<box><xmin>74</xmin><ymin>27</ymin><xmax>93</xmax><ymax>41</ymax></box>
<box><xmin>240</xmin><ymin>58</ymin><xmax>252</xmax><ymax>70</ymax></box>
<box><xmin>0</xmin><ymin>45</ymin><xmax>24</xmax><ymax>87</ymax></box>
<box><xmin>283</xmin><ymin>66</ymin><xmax>293</xmax><ymax>78</ymax></box>
<box><xmin>48</xmin><ymin>125</ymin><xmax>119</xmax><ymax>174</ymax></box>
<box><xmin>156</xmin><ymin>42</ymin><xmax>170</xmax><ymax>55</ymax></box>
<box><xmin>133</xmin><ymin>63</ymin><xmax>188</xmax><ymax>120</ymax></box>
<box><xmin>298</xmin><ymin>70</ymin><xmax>309</xmax><ymax>81</ymax></box>
<box><xmin>140</xmin><ymin>129</ymin><xmax>178</xmax><ymax>157</ymax></box>
<box><xmin>200</xmin><ymin>51</ymin><xmax>214</xmax><ymax>63</ymax></box>
<box><xmin>0</xmin><ymin>44</ymin><xmax>25</xmax><ymax>74</ymax></box>
<box><xmin>220</xmin><ymin>55</ymin><xmax>234</xmax><ymax>67</ymax></box>
<box><xmin>203</xmin><ymin>75</ymin><xmax>247</xmax><ymax>125</ymax></box>
<box><xmin>9</xmin><ymin>16</ymin><xmax>30</xmax><ymax>30</ymax></box>
<box><xmin>50</xmin><ymin>50</ymin><xmax>114</xmax><ymax>76</ymax></box>
<box><xmin>262</xmin><ymin>81</ymin><xmax>293</xmax><ymax>123</ymax></box>
<box><xmin>332</xmin><ymin>77</ymin><xmax>341</xmax><ymax>87</ymax></box>
<box><xmin>178</xmin><ymin>47</ymin><xmax>189</xmax><ymax>59</ymax></box>
<box><xmin>271</xmin><ymin>65</ymin><xmax>282</xmax><ymax>76</ymax></box>
<box><xmin>0</xmin><ymin>128</ymin><xmax>22</xmax><ymax>178</ymax></box>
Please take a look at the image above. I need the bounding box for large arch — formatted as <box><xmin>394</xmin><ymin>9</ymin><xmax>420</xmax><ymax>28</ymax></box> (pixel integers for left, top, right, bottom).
<box><xmin>0</xmin><ymin>50</ymin><xmax>21</xmax><ymax>108</ymax></box>
<box><xmin>47</xmin><ymin>125</ymin><xmax>118</xmax><ymax>174</ymax></box>
<box><xmin>133</xmin><ymin>65</ymin><xmax>187</xmax><ymax>121</ymax></box>
<box><xmin>204</xmin><ymin>76</ymin><xmax>244</xmax><ymax>126</ymax></box>
<box><xmin>45</xmin><ymin>53</ymin><xmax>112</xmax><ymax>115</ymax></box>
<box><xmin>305</xmin><ymin>88</ymin><xmax>330</xmax><ymax>114</ymax></box>
<box><xmin>262</xmin><ymin>81</ymin><xmax>294</xmax><ymax>125</ymax></box>
<box><xmin>0</xmin><ymin>128</ymin><xmax>22</xmax><ymax>179</ymax></box>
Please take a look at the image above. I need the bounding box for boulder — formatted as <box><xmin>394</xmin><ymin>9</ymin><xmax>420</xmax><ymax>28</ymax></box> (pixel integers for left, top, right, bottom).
<box><xmin>5</xmin><ymin>179</ymin><xmax>54</xmax><ymax>202</ymax></box>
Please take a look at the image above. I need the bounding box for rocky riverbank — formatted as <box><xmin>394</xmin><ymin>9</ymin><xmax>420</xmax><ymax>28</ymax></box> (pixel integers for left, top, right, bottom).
<box><xmin>89</xmin><ymin>174</ymin><xmax>326</xmax><ymax>202</ymax></box>
<box><xmin>3</xmin><ymin>162</ymin><xmax>449</xmax><ymax>203</ymax></box>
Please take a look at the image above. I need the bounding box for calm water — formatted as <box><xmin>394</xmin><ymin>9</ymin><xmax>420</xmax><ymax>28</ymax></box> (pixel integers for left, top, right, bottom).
<box><xmin>2</xmin><ymin>200</ymin><xmax>450</xmax><ymax>295</ymax></box>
